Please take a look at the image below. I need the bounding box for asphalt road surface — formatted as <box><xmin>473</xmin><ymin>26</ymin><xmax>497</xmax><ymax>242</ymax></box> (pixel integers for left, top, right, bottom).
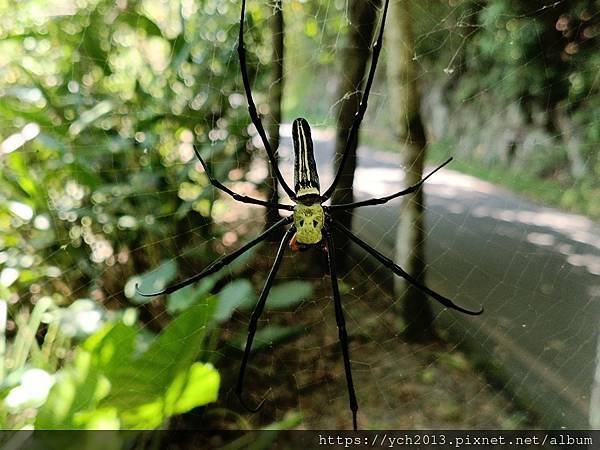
<box><xmin>273</xmin><ymin>125</ymin><xmax>600</xmax><ymax>429</ymax></box>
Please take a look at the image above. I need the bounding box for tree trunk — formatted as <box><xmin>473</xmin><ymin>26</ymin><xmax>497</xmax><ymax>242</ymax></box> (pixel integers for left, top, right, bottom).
<box><xmin>386</xmin><ymin>0</ymin><xmax>436</xmax><ymax>341</ymax></box>
<box><xmin>265</xmin><ymin>0</ymin><xmax>284</xmax><ymax>228</ymax></box>
<box><xmin>331</xmin><ymin>0</ymin><xmax>380</xmax><ymax>257</ymax></box>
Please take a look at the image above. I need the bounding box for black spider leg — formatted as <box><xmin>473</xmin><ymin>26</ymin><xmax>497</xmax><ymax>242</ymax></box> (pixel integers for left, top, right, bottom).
<box><xmin>327</xmin><ymin>157</ymin><xmax>453</xmax><ymax>211</ymax></box>
<box><xmin>135</xmin><ymin>216</ymin><xmax>293</xmax><ymax>297</ymax></box>
<box><xmin>238</xmin><ymin>0</ymin><xmax>296</xmax><ymax>199</ymax></box>
<box><xmin>323</xmin><ymin>228</ymin><xmax>359</xmax><ymax>431</ymax></box>
<box><xmin>193</xmin><ymin>145</ymin><xmax>293</xmax><ymax>211</ymax></box>
<box><xmin>236</xmin><ymin>226</ymin><xmax>295</xmax><ymax>411</ymax></box>
<box><xmin>321</xmin><ymin>0</ymin><xmax>390</xmax><ymax>201</ymax></box>
<box><xmin>331</xmin><ymin>220</ymin><xmax>483</xmax><ymax>315</ymax></box>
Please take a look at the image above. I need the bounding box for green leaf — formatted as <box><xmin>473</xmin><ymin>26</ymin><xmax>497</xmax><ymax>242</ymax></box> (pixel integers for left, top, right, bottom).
<box><xmin>36</xmin><ymin>304</ymin><xmax>220</xmax><ymax>430</ymax></box>
<box><xmin>214</xmin><ymin>279</ymin><xmax>255</xmax><ymax>323</ymax></box>
<box><xmin>81</xmin><ymin>11</ymin><xmax>112</xmax><ymax>75</ymax></box>
<box><xmin>36</xmin><ymin>352</ymin><xmax>102</xmax><ymax>429</ymax></box>
<box><xmin>231</xmin><ymin>325</ymin><xmax>305</xmax><ymax>353</ymax></box>
<box><xmin>267</xmin><ymin>281</ymin><xmax>313</xmax><ymax>310</ymax></box>
<box><xmin>6</xmin><ymin>151</ymin><xmax>39</xmax><ymax>201</ymax></box>
<box><xmin>36</xmin><ymin>322</ymin><xmax>136</xmax><ymax>429</ymax></box>
<box><xmin>171</xmin><ymin>362</ymin><xmax>220</xmax><ymax>414</ymax></box>
<box><xmin>102</xmin><ymin>304</ymin><xmax>214</xmax><ymax>418</ymax></box>
<box><xmin>125</xmin><ymin>260</ymin><xmax>178</xmax><ymax>304</ymax></box>
<box><xmin>166</xmin><ymin>276</ymin><xmax>217</xmax><ymax>314</ymax></box>
<box><xmin>83</xmin><ymin>322</ymin><xmax>137</xmax><ymax>375</ymax></box>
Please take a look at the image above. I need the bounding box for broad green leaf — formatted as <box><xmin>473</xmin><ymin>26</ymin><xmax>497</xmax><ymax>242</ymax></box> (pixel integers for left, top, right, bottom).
<box><xmin>83</xmin><ymin>322</ymin><xmax>137</xmax><ymax>377</ymax></box>
<box><xmin>73</xmin><ymin>407</ymin><xmax>120</xmax><ymax>430</ymax></box>
<box><xmin>36</xmin><ymin>352</ymin><xmax>101</xmax><ymax>429</ymax></box>
<box><xmin>214</xmin><ymin>279</ymin><xmax>255</xmax><ymax>323</ymax></box>
<box><xmin>170</xmin><ymin>362</ymin><xmax>220</xmax><ymax>415</ymax></box>
<box><xmin>36</xmin><ymin>322</ymin><xmax>135</xmax><ymax>428</ymax></box>
<box><xmin>102</xmin><ymin>303</ymin><xmax>211</xmax><ymax>407</ymax></box>
<box><xmin>267</xmin><ymin>281</ymin><xmax>313</xmax><ymax>310</ymax></box>
<box><xmin>29</xmin><ymin>427</ymin><xmax>125</xmax><ymax>450</ymax></box>
<box><xmin>37</xmin><ymin>304</ymin><xmax>219</xmax><ymax>430</ymax></box>
<box><xmin>113</xmin><ymin>398</ymin><xmax>166</xmax><ymax>429</ymax></box>
<box><xmin>166</xmin><ymin>276</ymin><xmax>217</xmax><ymax>314</ymax></box>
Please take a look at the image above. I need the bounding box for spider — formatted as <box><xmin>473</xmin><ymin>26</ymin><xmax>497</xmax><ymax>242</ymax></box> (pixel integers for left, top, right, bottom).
<box><xmin>137</xmin><ymin>0</ymin><xmax>483</xmax><ymax>430</ymax></box>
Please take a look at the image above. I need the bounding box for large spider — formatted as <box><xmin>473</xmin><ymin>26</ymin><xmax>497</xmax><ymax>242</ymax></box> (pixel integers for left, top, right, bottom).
<box><xmin>137</xmin><ymin>0</ymin><xmax>483</xmax><ymax>430</ymax></box>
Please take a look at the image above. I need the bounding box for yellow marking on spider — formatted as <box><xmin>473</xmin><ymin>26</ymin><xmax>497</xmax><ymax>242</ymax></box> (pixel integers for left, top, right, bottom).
<box><xmin>293</xmin><ymin>203</ymin><xmax>324</xmax><ymax>244</ymax></box>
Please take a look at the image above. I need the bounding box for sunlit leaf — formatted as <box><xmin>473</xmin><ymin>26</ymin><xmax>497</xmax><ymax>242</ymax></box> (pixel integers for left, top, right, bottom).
<box><xmin>170</xmin><ymin>362</ymin><xmax>220</xmax><ymax>415</ymax></box>
<box><xmin>37</xmin><ymin>303</ymin><xmax>219</xmax><ymax>430</ymax></box>
<box><xmin>102</xmin><ymin>303</ymin><xmax>212</xmax><ymax>405</ymax></box>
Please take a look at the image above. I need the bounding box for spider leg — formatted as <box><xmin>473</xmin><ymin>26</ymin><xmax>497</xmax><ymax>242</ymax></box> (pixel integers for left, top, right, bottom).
<box><xmin>331</xmin><ymin>220</ymin><xmax>484</xmax><ymax>315</ymax></box>
<box><xmin>135</xmin><ymin>216</ymin><xmax>293</xmax><ymax>297</ymax></box>
<box><xmin>193</xmin><ymin>145</ymin><xmax>293</xmax><ymax>211</ymax></box>
<box><xmin>322</xmin><ymin>0</ymin><xmax>390</xmax><ymax>201</ymax></box>
<box><xmin>323</xmin><ymin>228</ymin><xmax>359</xmax><ymax>431</ymax></box>
<box><xmin>236</xmin><ymin>226</ymin><xmax>295</xmax><ymax>411</ymax></box>
<box><xmin>238</xmin><ymin>0</ymin><xmax>296</xmax><ymax>199</ymax></box>
<box><xmin>327</xmin><ymin>158</ymin><xmax>453</xmax><ymax>211</ymax></box>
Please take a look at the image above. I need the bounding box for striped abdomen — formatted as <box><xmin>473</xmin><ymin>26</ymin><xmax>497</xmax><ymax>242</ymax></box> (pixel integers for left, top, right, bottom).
<box><xmin>292</xmin><ymin>118</ymin><xmax>320</xmax><ymax>199</ymax></box>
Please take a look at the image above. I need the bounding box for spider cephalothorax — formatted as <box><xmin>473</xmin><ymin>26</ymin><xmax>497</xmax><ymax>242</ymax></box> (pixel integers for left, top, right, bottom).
<box><xmin>136</xmin><ymin>0</ymin><xmax>482</xmax><ymax>431</ymax></box>
<box><xmin>292</xmin><ymin>202</ymin><xmax>325</xmax><ymax>250</ymax></box>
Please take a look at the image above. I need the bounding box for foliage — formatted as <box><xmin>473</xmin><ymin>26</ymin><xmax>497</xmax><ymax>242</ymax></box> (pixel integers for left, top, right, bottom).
<box><xmin>369</xmin><ymin>0</ymin><xmax>599</xmax><ymax>218</ymax></box>
<box><xmin>2</xmin><ymin>0</ymin><xmax>596</xmax><ymax>434</ymax></box>
<box><xmin>429</xmin><ymin>0</ymin><xmax>598</xmax><ymax>216</ymax></box>
<box><xmin>35</xmin><ymin>303</ymin><xmax>220</xmax><ymax>430</ymax></box>
<box><xmin>0</xmin><ymin>265</ymin><xmax>313</xmax><ymax>429</ymax></box>
<box><xmin>0</xmin><ymin>0</ymin><xmax>261</xmax><ymax>308</ymax></box>
<box><xmin>0</xmin><ymin>0</ymin><xmax>315</xmax><ymax>431</ymax></box>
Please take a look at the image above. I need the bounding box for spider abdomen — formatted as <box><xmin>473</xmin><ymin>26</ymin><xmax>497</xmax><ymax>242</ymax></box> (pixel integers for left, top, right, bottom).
<box><xmin>292</xmin><ymin>118</ymin><xmax>320</xmax><ymax>199</ymax></box>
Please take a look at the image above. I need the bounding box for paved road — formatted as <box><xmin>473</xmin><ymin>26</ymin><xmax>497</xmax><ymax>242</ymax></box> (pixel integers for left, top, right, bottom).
<box><xmin>274</xmin><ymin>125</ymin><xmax>600</xmax><ymax>428</ymax></box>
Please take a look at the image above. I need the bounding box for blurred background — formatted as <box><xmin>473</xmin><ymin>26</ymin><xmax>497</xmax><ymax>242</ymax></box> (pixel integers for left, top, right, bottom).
<box><xmin>0</xmin><ymin>0</ymin><xmax>598</xmax><ymax>441</ymax></box>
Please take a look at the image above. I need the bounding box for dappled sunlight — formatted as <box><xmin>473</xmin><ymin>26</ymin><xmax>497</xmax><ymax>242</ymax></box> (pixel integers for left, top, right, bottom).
<box><xmin>566</xmin><ymin>254</ymin><xmax>600</xmax><ymax>276</ymax></box>
<box><xmin>1</xmin><ymin>0</ymin><xmax>597</xmax><ymax>433</ymax></box>
<box><xmin>353</xmin><ymin>162</ymin><xmax>599</xmax><ymax>255</ymax></box>
<box><xmin>429</xmin><ymin>170</ymin><xmax>501</xmax><ymax>195</ymax></box>
<box><xmin>526</xmin><ymin>232</ymin><xmax>556</xmax><ymax>247</ymax></box>
<box><xmin>354</xmin><ymin>167</ymin><xmax>405</xmax><ymax>197</ymax></box>
<box><xmin>1</xmin><ymin>123</ymin><xmax>40</xmax><ymax>154</ymax></box>
<box><xmin>435</xmin><ymin>205</ymin><xmax>600</xmax><ymax>277</ymax></box>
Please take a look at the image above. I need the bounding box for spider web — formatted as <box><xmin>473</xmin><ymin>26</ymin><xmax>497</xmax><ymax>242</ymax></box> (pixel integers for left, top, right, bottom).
<box><xmin>2</xmin><ymin>0</ymin><xmax>599</xmax><ymax>432</ymax></box>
